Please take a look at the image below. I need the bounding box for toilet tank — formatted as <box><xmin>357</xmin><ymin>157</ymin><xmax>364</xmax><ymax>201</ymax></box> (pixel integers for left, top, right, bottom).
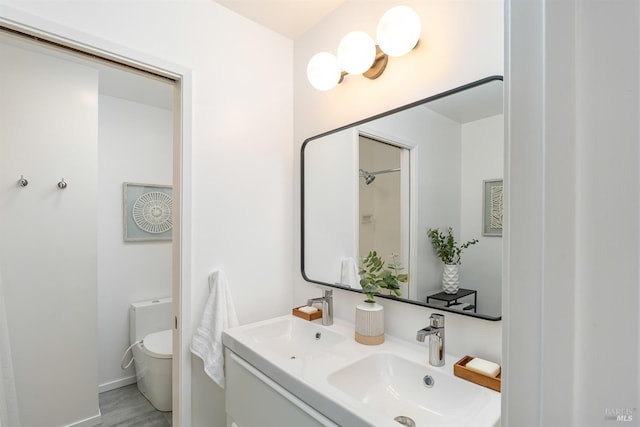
<box><xmin>130</xmin><ymin>297</ymin><xmax>173</xmax><ymax>343</ymax></box>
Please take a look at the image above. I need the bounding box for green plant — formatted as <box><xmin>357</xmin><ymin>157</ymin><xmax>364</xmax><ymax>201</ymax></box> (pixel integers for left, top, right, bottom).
<box><xmin>359</xmin><ymin>251</ymin><xmax>408</xmax><ymax>302</ymax></box>
<box><xmin>426</xmin><ymin>227</ymin><xmax>478</xmax><ymax>265</ymax></box>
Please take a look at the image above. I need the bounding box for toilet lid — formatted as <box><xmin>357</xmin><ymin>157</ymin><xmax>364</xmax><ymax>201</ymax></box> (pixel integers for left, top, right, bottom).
<box><xmin>143</xmin><ymin>329</ymin><xmax>172</xmax><ymax>359</ymax></box>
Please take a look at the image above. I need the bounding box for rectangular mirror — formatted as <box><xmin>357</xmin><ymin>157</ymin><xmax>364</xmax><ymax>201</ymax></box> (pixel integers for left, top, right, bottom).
<box><xmin>301</xmin><ymin>76</ymin><xmax>503</xmax><ymax>320</ymax></box>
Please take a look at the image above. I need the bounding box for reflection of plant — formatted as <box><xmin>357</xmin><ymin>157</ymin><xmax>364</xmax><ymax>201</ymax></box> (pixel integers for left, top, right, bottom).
<box><xmin>359</xmin><ymin>251</ymin><xmax>408</xmax><ymax>302</ymax></box>
<box><xmin>427</xmin><ymin>227</ymin><xmax>478</xmax><ymax>265</ymax></box>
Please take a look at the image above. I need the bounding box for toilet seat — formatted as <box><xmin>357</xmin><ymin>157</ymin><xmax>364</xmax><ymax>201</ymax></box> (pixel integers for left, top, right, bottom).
<box><xmin>142</xmin><ymin>329</ymin><xmax>172</xmax><ymax>359</ymax></box>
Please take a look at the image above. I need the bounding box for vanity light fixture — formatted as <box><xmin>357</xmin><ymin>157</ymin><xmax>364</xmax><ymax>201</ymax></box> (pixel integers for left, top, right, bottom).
<box><xmin>377</xmin><ymin>5</ymin><xmax>422</xmax><ymax>57</ymax></box>
<box><xmin>337</xmin><ymin>31</ymin><xmax>377</xmax><ymax>75</ymax></box>
<box><xmin>307</xmin><ymin>52</ymin><xmax>342</xmax><ymax>91</ymax></box>
<box><xmin>306</xmin><ymin>5</ymin><xmax>421</xmax><ymax>91</ymax></box>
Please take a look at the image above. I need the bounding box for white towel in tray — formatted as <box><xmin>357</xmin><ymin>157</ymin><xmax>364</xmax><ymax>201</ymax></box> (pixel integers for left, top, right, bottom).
<box><xmin>190</xmin><ymin>270</ymin><xmax>239</xmax><ymax>388</ymax></box>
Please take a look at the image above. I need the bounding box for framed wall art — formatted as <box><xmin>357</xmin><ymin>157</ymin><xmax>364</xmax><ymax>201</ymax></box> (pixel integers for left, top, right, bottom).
<box><xmin>123</xmin><ymin>182</ymin><xmax>173</xmax><ymax>242</ymax></box>
<box><xmin>483</xmin><ymin>179</ymin><xmax>503</xmax><ymax>237</ymax></box>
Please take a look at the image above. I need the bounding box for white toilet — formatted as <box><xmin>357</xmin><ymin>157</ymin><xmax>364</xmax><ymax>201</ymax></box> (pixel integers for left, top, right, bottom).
<box><xmin>129</xmin><ymin>297</ymin><xmax>173</xmax><ymax>411</ymax></box>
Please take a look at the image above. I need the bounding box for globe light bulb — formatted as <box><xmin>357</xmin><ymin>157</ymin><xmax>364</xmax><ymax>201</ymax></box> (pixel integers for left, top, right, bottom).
<box><xmin>377</xmin><ymin>6</ymin><xmax>421</xmax><ymax>57</ymax></box>
<box><xmin>306</xmin><ymin>52</ymin><xmax>341</xmax><ymax>91</ymax></box>
<box><xmin>337</xmin><ymin>31</ymin><xmax>376</xmax><ymax>75</ymax></box>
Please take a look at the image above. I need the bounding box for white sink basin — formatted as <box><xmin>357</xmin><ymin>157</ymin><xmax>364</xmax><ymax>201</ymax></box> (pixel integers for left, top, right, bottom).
<box><xmin>235</xmin><ymin>315</ymin><xmax>345</xmax><ymax>359</ymax></box>
<box><xmin>328</xmin><ymin>353</ymin><xmax>497</xmax><ymax>427</ymax></box>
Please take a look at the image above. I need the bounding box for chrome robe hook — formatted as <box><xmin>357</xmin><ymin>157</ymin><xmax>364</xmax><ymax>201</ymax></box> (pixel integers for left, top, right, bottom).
<box><xmin>18</xmin><ymin>175</ymin><xmax>28</xmax><ymax>187</ymax></box>
<box><xmin>57</xmin><ymin>178</ymin><xmax>67</xmax><ymax>189</ymax></box>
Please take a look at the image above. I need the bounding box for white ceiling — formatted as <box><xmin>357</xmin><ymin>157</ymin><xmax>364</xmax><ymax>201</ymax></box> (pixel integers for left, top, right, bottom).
<box><xmin>425</xmin><ymin>80</ymin><xmax>503</xmax><ymax>124</ymax></box>
<box><xmin>98</xmin><ymin>67</ymin><xmax>173</xmax><ymax>111</ymax></box>
<box><xmin>213</xmin><ymin>0</ymin><xmax>346</xmax><ymax>39</ymax></box>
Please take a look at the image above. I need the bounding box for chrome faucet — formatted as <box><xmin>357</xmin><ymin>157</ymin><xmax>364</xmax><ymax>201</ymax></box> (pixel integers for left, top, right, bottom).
<box><xmin>416</xmin><ymin>314</ymin><xmax>445</xmax><ymax>367</ymax></box>
<box><xmin>307</xmin><ymin>289</ymin><xmax>333</xmax><ymax>326</ymax></box>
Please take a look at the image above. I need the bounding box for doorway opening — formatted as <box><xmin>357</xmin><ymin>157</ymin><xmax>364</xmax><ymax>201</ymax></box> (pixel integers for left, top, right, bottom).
<box><xmin>358</xmin><ymin>134</ymin><xmax>411</xmax><ymax>299</ymax></box>
<box><xmin>0</xmin><ymin>26</ymin><xmax>186</xmax><ymax>427</ymax></box>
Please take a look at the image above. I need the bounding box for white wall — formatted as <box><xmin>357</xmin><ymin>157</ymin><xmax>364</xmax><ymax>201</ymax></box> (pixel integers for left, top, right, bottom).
<box><xmin>0</xmin><ymin>2</ymin><xmax>294</xmax><ymax>427</ymax></box>
<box><xmin>460</xmin><ymin>114</ymin><xmax>503</xmax><ymax>316</ymax></box>
<box><xmin>0</xmin><ymin>41</ymin><xmax>100</xmax><ymax>427</ymax></box>
<box><xmin>294</xmin><ymin>0</ymin><xmax>503</xmax><ymax>364</ymax></box>
<box><xmin>505</xmin><ymin>0</ymin><xmax>639</xmax><ymax>425</ymax></box>
<box><xmin>573</xmin><ymin>3</ymin><xmax>639</xmax><ymax>421</ymax></box>
<box><xmin>97</xmin><ymin>94</ymin><xmax>173</xmax><ymax>392</ymax></box>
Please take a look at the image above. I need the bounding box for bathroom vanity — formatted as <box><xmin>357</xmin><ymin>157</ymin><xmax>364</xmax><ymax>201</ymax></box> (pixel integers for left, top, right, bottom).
<box><xmin>222</xmin><ymin>315</ymin><xmax>500</xmax><ymax>427</ymax></box>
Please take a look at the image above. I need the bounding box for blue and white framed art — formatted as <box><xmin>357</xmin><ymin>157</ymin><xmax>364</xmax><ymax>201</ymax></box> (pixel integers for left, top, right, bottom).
<box><xmin>123</xmin><ymin>182</ymin><xmax>173</xmax><ymax>242</ymax></box>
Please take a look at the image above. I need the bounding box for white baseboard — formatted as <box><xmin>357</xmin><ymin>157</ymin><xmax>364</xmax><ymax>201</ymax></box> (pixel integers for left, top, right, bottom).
<box><xmin>62</xmin><ymin>411</ymin><xmax>101</xmax><ymax>427</ymax></box>
<box><xmin>98</xmin><ymin>375</ymin><xmax>137</xmax><ymax>393</ymax></box>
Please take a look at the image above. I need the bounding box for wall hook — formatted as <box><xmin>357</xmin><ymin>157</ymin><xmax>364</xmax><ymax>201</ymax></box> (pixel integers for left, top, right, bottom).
<box><xmin>18</xmin><ymin>175</ymin><xmax>28</xmax><ymax>187</ymax></box>
<box><xmin>57</xmin><ymin>178</ymin><xmax>67</xmax><ymax>189</ymax></box>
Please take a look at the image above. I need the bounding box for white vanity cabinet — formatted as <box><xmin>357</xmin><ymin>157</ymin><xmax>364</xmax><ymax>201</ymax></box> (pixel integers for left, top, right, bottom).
<box><xmin>225</xmin><ymin>349</ymin><xmax>338</xmax><ymax>427</ymax></box>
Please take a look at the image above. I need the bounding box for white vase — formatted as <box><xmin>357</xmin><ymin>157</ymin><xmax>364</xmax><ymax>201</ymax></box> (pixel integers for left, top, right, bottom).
<box><xmin>355</xmin><ymin>302</ymin><xmax>384</xmax><ymax>345</ymax></box>
<box><xmin>442</xmin><ymin>264</ymin><xmax>459</xmax><ymax>294</ymax></box>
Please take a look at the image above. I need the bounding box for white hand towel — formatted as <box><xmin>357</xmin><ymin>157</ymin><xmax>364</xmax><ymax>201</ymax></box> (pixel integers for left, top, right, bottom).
<box><xmin>190</xmin><ymin>270</ymin><xmax>239</xmax><ymax>388</ymax></box>
<box><xmin>340</xmin><ymin>257</ymin><xmax>361</xmax><ymax>289</ymax></box>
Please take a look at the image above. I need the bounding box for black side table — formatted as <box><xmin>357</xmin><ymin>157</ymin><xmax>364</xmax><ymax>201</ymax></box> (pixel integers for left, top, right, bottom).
<box><xmin>426</xmin><ymin>288</ymin><xmax>477</xmax><ymax>312</ymax></box>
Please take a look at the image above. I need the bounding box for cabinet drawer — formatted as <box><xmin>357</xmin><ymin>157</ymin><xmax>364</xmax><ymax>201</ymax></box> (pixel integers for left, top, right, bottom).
<box><xmin>225</xmin><ymin>349</ymin><xmax>337</xmax><ymax>427</ymax></box>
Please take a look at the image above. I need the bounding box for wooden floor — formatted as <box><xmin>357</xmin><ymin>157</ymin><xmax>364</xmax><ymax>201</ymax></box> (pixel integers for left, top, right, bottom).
<box><xmin>97</xmin><ymin>384</ymin><xmax>172</xmax><ymax>427</ymax></box>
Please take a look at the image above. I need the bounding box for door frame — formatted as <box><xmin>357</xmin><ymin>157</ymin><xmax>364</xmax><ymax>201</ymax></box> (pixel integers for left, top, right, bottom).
<box><xmin>357</xmin><ymin>125</ymin><xmax>418</xmax><ymax>301</ymax></box>
<box><xmin>0</xmin><ymin>6</ymin><xmax>193</xmax><ymax>426</ymax></box>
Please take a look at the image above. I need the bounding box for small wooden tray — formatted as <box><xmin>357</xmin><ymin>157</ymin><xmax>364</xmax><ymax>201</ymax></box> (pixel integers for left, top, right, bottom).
<box><xmin>292</xmin><ymin>306</ymin><xmax>322</xmax><ymax>321</ymax></box>
<box><xmin>453</xmin><ymin>355</ymin><xmax>501</xmax><ymax>392</ymax></box>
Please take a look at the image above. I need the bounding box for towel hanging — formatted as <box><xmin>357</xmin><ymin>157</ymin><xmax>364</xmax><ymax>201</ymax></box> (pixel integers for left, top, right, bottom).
<box><xmin>340</xmin><ymin>257</ymin><xmax>361</xmax><ymax>289</ymax></box>
<box><xmin>190</xmin><ymin>270</ymin><xmax>239</xmax><ymax>388</ymax></box>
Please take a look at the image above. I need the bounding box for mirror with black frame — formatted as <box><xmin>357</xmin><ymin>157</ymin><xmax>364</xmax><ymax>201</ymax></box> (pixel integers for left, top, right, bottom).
<box><xmin>301</xmin><ymin>76</ymin><xmax>503</xmax><ymax>320</ymax></box>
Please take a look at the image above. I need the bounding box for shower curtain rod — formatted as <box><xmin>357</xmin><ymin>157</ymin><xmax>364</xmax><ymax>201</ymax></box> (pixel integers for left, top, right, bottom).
<box><xmin>359</xmin><ymin>167</ymin><xmax>401</xmax><ymax>176</ymax></box>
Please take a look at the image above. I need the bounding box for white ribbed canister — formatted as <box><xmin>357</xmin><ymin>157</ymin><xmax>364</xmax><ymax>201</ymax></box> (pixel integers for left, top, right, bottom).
<box><xmin>355</xmin><ymin>302</ymin><xmax>384</xmax><ymax>345</ymax></box>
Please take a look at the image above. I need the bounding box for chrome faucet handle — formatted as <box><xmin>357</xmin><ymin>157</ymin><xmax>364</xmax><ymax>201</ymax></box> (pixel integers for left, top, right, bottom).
<box><xmin>430</xmin><ymin>313</ymin><xmax>444</xmax><ymax>328</ymax></box>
